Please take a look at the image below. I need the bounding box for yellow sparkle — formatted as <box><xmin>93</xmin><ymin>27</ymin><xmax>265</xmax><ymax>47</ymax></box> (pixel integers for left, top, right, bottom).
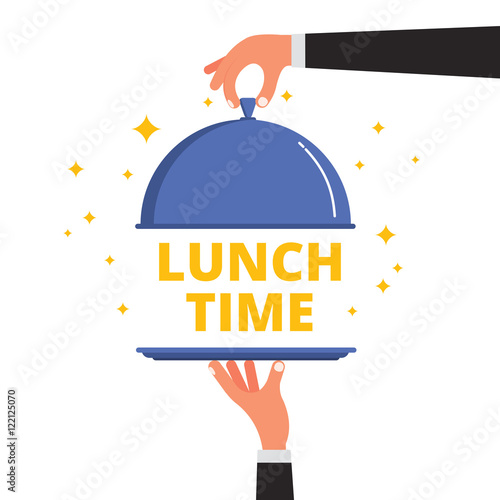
<box><xmin>355</xmin><ymin>161</ymin><xmax>364</xmax><ymax>170</ymax></box>
<box><xmin>348</xmin><ymin>307</ymin><xmax>357</xmax><ymax>316</ymax></box>
<box><xmin>412</xmin><ymin>156</ymin><xmax>419</xmax><ymax>164</ymax></box>
<box><xmin>83</xmin><ymin>212</ymin><xmax>95</xmax><ymax>224</ymax></box>
<box><xmin>377</xmin><ymin>225</ymin><xmax>395</xmax><ymax>244</ymax></box>
<box><xmin>281</xmin><ymin>91</ymin><xmax>292</xmax><ymax>102</ymax></box>
<box><xmin>133</xmin><ymin>115</ymin><xmax>160</xmax><ymax>142</ymax></box>
<box><xmin>105</xmin><ymin>256</ymin><xmax>115</xmax><ymax>265</ymax></box>
<box><xmin>394</xmin><ymin>263</ymin><xmax>403</xmax><ymax>273</ymax></box>
<box><xmin>64</xmin><ymin>229</ymin><xmax>71</xmax><ymax>237</ymax></box>
<box><xmin>68</xmin><ymin>162</ymin><xmax>83</xmax><ymax>177</ymax></box>
<box><xmin>204</xmin><ymin>97</ymin><xmax>213</xmax><ymax>107</ymax></box>
<box><xmin>376</xmin><ymin>280</ymin><xmax>390</xmax><ymax>293</ymax></box>
<box><xmin>123</xmin><ymin>170</ymin><xmax>133</xmax><ymax>180</ymax></box>
<box><xmin>117</xmin><ymin>303</ymin><xmax>129</xmax><ymax>315</ymax></box>
<box><xmin>373</xmin><ymin>122</ymin><xmax>385</xmax><ymax>134</ymax></box>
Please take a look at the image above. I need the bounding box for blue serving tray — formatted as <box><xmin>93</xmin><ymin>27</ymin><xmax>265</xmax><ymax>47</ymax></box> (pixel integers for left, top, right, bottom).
<box><xmin>136</xmin><ymin>347</ymin><xmax>356</xmax><ymax>361</ymax></box>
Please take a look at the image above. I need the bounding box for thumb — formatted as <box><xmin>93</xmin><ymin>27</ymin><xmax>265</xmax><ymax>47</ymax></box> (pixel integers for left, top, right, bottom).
<box><xmin>256</xmin><ymin>67</ymin><xmax>281</xmax><ymax>108</ymax></box>
<box><xmin>264</xmin><ymin>360</ymin><xmax>285</xmax><ymax>391</ymax></box>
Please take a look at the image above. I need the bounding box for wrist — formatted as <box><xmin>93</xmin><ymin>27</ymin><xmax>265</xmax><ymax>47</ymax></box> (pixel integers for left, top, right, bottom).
<box><xmin>262</xmin><ymin>443</ymin><xmax>286</xmax><ymax>450</ymax></box>
<box><xmin>277</xmin><ymin>34</ymin><xmax>292</xmax><ymax>67</ymax></box>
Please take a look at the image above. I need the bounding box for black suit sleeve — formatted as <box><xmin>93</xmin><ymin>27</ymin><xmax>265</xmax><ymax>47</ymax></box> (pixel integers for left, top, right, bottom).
<box><xmin>256</xmin><ymin>462</ymin><xmax>294</xmax><ymax>500</ymax></box>
<box><xmin>305</xmin><ymin>26</ymin><xmax>500</xmax><ymax>78</ymax></box>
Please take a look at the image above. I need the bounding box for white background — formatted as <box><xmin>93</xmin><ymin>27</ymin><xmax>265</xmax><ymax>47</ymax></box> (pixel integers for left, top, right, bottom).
<box><xmin>1</xmin><ymin>1</ymin><xmax>500</xmax><ymax>499</ymax></box>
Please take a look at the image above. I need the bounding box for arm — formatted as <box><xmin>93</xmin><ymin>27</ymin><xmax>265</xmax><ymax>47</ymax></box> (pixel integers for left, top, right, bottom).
<box><xmin>205</xmin><ymin>27</ymin><xmax>500</xmax><ymax>108</ymax></box>
<box><xmin>257</xmin><ymin>450</ymin><xmax>294</xmax><ymax>500</ymax></box>
<box><xmin>209</xmin><ymin>360</ymin><xmax>294</xmax><ymax>499</ymax></box>
<box><xmin>300</xmin><ymin>27</ymin><xmax>500</xmax><ymax>77</ymax></box>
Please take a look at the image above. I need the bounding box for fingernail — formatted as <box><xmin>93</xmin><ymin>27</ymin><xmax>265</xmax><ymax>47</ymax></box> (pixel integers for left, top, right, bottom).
<box><xmin>258</xmin><ymin>97</ymin><xmax>268</xmax><ymax>107</ymax></box>
<box><xmin>274</xmin><ymin>362</ymin><xmax>284</xmax><ymax>372</ymax></box>
<box><xmin>209</xmin><ymin>367</ymin><xmax>216</xmax><ymax>375</ymax></box>
<box><xmin>228</xmin><ymin>100</ymin><xmax>234</xmax><ymax>108</ymax></box>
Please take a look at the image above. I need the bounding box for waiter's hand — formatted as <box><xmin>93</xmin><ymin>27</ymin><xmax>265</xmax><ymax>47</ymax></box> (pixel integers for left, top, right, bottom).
<box><xmin>209</xmin><ymin>360</ymin><xmax>289</xmax><ymax>450</ymax></box>
<box><xmin>204</xmin><ymin>35</ymin><xmax>291</xmax><ymax>109</ymax></box>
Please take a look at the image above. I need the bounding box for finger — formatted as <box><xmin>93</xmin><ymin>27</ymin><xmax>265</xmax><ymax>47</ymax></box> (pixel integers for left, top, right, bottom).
<box><xmin>256</xmin><ymin>67</ymin><xmax>282</xmax><ymax>108</ymax></box>
<box><xmin>244</xmin><ymin>360</ymin><xmax>259</xmax><ymax>392</ymax></box>
<box><xmin>209</xmin><ymin>54</ymin><xmax>235</xmax><ymax>91</ymax></box>
<box><xmin>226</xmin><ymin>360</ymin><xmax>249</xmax><ymax>392</ymax></box>
<box><xmin>204</xmin><ymin>58</ymin><xmax>224</xmax><ymax>75</ymax></box>
<box><xmin>209</xmin><ymin>361</ymin><xmax>242</xmax><ymax>401</ymax></box>
<box><xmin>263</xmin><ymin>360</ymin><xmax>285</xmax><ymax>391</ymax></box>
<box><xmin>222</xmin><ymin>62</ymin><xmax>247</xmax><ymax>108</ymax></box>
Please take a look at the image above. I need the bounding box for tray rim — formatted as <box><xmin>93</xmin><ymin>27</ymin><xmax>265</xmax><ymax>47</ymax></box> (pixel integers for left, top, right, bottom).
<box><xmin>136</xmin><ymin>347</ymin><xmax>357</xmax><ymax>361</ymax></box>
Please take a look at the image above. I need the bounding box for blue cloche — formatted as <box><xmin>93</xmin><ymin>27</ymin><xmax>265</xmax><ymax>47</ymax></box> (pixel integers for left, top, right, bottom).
<box><xmin>136</xmin><ymin>98</ymin><xmax>355</xmax><ymax>229</ymax></box>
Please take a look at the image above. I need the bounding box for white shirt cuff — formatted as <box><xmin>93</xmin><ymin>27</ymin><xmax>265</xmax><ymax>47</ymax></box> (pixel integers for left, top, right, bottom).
<box><xmin>291</xmin><ymin>34</ymin><xmax>305</xmax><ymax>68</ymax></box>
<box><xmin>257</xmin><ymin>450</ymin><xmax>292</xmax><ymax>463</ymax></box>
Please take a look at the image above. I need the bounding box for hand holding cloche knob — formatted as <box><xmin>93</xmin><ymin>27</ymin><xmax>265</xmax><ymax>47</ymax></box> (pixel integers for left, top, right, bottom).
<box><xmin>204</xmin><ymin>35</ymin><xmax>291</xmax><ymax>109</ymax></box>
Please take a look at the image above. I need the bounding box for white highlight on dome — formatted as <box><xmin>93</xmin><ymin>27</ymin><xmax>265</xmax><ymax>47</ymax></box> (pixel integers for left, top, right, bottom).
<box><xmin>297</xmin><ymin>142</ymin><xmax>336</xmax><ymax>218</ymax></box>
